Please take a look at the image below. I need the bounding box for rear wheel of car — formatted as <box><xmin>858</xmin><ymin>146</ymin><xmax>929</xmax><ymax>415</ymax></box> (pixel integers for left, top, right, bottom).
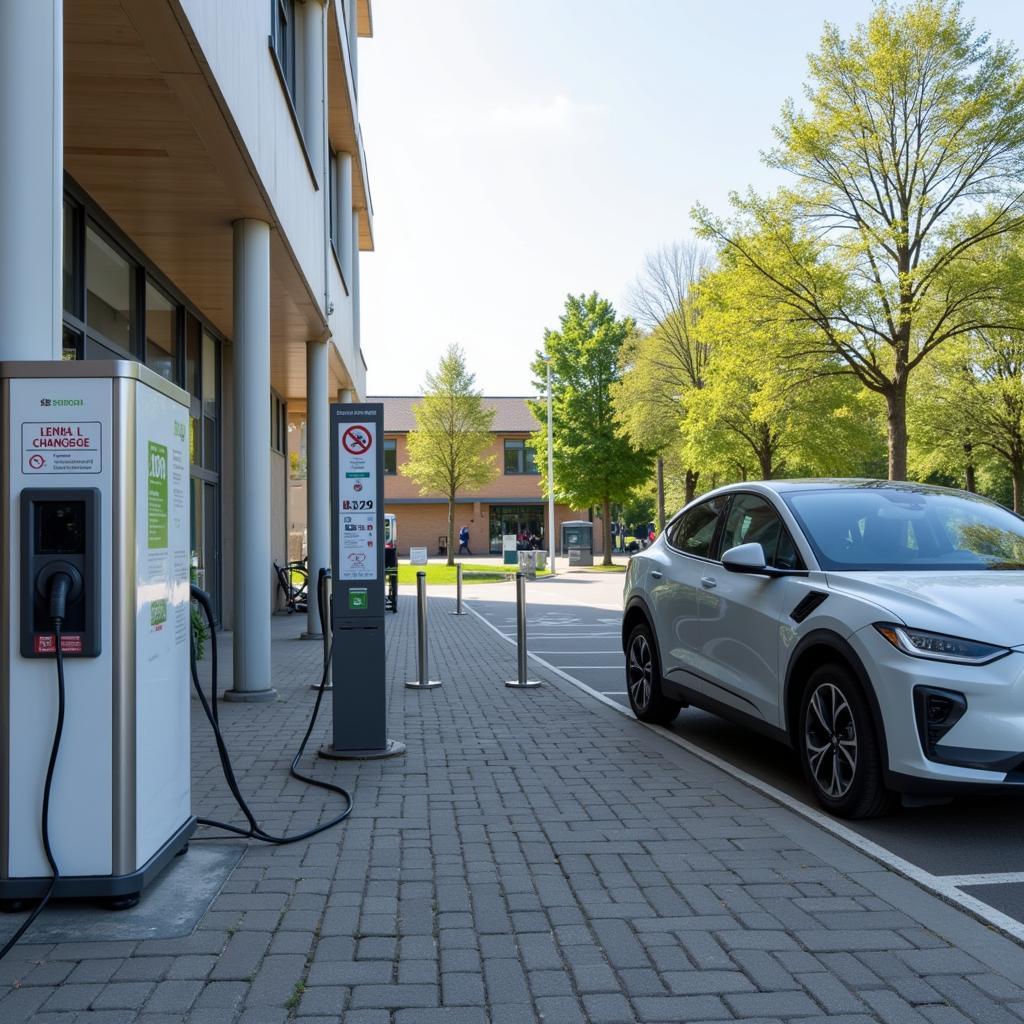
<box><xmin>798</xmin><ymin>662</ymin><xmax>891</xmax><ymax>819</ymax></box>
<box><xmin>626</xmin><ymin>622</ymin><xmax>682</xmax><ymax>726</ymax></box>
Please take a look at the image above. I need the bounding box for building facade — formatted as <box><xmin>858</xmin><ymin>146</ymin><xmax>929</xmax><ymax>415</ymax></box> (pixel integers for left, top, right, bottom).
<box><xmin>369</xmin><ymin>397</ymin><xmax>601</xmax><ymax>557</ymax></box>
<box><xmin>0</xmin><ymin>0</ymin><xmax>374</xmax><ymax>699</ymax></box>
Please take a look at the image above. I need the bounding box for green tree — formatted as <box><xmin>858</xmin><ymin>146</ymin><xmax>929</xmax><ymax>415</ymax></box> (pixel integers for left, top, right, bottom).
<box><xmin>613</xmin><ymin>242</ymin><xmax>712</xmax><ymax>515</ymax></box>
<box><xmin>402</xmin><ymin>345</ymin><xmax>496</xmax><ymax>566</ymax></box>
<box><xmin>695</xmin><ymin>0</ymin><xmax>1024</xmax><ymax>480</ymax></box>
<box><xmin>529</xmin><ymin>293</ymin><xmax>655</xmax><ymax>565</ymax></box>
<box><xmin>909</xmin><ymin>238</ymin><xmax>1024</xmax><ymax>508</ymax></box>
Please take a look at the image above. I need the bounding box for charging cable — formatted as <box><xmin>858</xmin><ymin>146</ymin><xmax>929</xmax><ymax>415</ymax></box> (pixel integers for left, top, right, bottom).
<box><xmin>189</xmin><ymin>583</ymin><xmax>353</xmax><ymax>844</ymax></box>
<box><xmin>0</xmin><ymin>574</ymin><xmax>72</xmax><ymax>961</ymax></box>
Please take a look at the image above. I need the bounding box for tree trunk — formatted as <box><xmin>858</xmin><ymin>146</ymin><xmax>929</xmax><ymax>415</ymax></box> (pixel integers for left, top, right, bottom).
<box><xmin>1013</xmin><ymin>461</ymin><xmax>1024</xmax><ymax>514</ymax></box>
<box><xmin>684</xmin><ymin>468</ymin><xmax>698</xmax><ymax>506</ymax></box>
<box><xmin>964</xmin><ymin>444</ymin><xmax>976</xmax><ymax>493</ymax></box>
<box><xmin>601</xmin><ymin>497</ymin><xmax>613</xmax><ymax>566</ymax></box>
<box><xmin>447</xmin><ymin>492</ymin><xmax>456</xmax><ymax>567</ymax></box>
<box><xmin>886</xmin><ymin>386</ymin><xmax>908</xmax><ymax>481</ymax></box>
<box><xmin>656</xmin><ymin>458</ymin><xmax>665</xmax><ymax>533</ymax></box>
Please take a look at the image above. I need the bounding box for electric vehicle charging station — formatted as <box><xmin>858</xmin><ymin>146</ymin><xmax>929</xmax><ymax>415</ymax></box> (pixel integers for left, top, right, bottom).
<box><xmin>0</xmin><ymin>361</ymin><xmax>194</xmax><ymax>906</ymax></box>
<box><xmin>320</xmin><ymin>402</ymin><xmax>404</xmax><ymax>760</ymax></box>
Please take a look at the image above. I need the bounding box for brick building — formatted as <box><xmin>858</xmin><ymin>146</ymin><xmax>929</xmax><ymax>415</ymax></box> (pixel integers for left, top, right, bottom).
<box><xmin>370</xmin><ymin>396</ymin><xmax>599</xmax><ymax>557</ymax></box>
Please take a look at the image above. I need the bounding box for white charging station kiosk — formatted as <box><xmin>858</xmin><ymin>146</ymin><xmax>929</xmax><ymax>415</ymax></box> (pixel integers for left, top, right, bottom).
<box><xmin>0</xmin><ymin>361</ymin><xmax>195</xmax><ymax>903</ymax></box>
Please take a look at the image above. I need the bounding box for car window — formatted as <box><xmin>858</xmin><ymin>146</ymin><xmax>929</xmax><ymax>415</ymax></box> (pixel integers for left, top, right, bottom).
<box><xmin>719</xmin><ymin>493</ymin><xmax>804</xmax><ymax>569</ymax></box>
<box><xmin>785</xmin><ymin>486</ymin><xmax>1024</xmax><ymax>570</ymax></box>
<box><xmin>666</xmin><ymin>496</ymin><xmax>728</xmax><ymax>558</ymax></box>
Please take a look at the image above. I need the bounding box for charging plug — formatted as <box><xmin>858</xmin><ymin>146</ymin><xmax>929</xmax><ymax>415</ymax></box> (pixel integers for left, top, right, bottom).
<box><xmin>47</xmin><ymin>570</ymin><xmax>78</xmax><ymax>628</ymax></box>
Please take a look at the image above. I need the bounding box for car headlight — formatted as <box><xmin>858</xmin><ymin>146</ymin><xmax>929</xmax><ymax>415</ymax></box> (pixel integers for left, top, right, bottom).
<box><xmin>874</xmin><ymin>623</ymin><xmax>1010</xmax><ymax>665</ymax></box>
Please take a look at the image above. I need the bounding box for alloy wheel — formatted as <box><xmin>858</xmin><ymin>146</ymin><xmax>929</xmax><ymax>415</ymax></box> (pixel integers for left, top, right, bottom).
<box><xmin>804</xmin><ymin>682</ymin><xmax>858</xmax><ymax>799</ymax></box>
<box><xmin>628</xmin><ymin>633</ymin><xmax>653</xmax><ymax>710</ymax></box>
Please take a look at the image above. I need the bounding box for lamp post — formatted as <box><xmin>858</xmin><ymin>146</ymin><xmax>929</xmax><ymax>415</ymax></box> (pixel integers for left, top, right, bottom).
<box><xmin>544</xmin><ymin>355</ymin><xmax>556</xmax><ymax>575</ymax></box>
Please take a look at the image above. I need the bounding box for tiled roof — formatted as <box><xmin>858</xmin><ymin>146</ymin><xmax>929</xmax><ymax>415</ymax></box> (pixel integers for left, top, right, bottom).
<box><xmin>368</xmin><ymin>396</ymin><xmax>539</xmax><ymax>434</ymax></box>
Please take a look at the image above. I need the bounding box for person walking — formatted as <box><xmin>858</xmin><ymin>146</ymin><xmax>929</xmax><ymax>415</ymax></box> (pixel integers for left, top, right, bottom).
<box><xmin>458</xmin><ymin>524</ymin><xmax>472</xmax><ymax>555</ymax></box>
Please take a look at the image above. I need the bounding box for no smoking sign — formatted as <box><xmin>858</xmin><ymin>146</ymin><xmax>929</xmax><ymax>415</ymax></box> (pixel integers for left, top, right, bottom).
<box><xmin>342</xmin><ymin>425</ymin><xmax>372</xmax><ymax>455</ymax></box>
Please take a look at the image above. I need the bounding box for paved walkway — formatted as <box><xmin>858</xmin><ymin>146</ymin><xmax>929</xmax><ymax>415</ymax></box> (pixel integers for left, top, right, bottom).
<box><xmin>4</xmin><ymin>594</ymin><xmax>1024</xmax><ymax>1022</ymax></box>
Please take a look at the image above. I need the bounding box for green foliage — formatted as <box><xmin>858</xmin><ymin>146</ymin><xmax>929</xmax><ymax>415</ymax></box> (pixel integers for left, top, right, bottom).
<box><xmin>695</xmin><ymin>0</ymin><xmax>1024</xmax><ymax>479</ymax></box>
<box><xmin>402</xmin><ymin>345</ymin><xmax>497</xmax><ymax>565</ymax></box>
<box><xmin>529</xmin><ymin>293</ymin><xmax>655</xmax><ymax>563</ymax></box>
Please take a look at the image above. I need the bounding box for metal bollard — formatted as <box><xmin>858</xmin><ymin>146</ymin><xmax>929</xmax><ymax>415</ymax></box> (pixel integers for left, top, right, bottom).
<box><xmin>451</xmin><ymin>562</ymin><xmax>465</xmax><ymax>615</ymax></box>
<box><xmin>405</xmin><ymin>571</ymin><xmax>441</xmax><ymax>689</ymax></box>
<box><xmin>312</xmin><ymin>568</ymin><xmax>333</xmax><ymax>690</ymax></box>
<box><xmin>505</xmin><ymin>572</ymin><xmax>541</xmax><ymax>688</ymax></box>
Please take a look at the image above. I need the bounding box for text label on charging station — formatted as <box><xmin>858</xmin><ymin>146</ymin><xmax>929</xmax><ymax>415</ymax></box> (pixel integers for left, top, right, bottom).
<box><xmin>22</xmin><ymin>421</ymin><xmax>102</xmax><ymax>475</ymax></box>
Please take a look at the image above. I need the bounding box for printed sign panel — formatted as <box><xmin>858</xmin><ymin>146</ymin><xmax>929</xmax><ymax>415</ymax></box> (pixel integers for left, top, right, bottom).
<box><xmin>22</xmin><ymin>421</ymin><xmax>102</xmax><ymax>474</ymax></box>
<box><xmin>338</xmin><ymin>421</ymin><xmax>378</xmax><ymax>581</ymax></box>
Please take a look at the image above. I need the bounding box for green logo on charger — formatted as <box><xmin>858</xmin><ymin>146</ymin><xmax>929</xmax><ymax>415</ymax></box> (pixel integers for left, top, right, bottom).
<box><xmin>150</xmin><ymin>599</ymin><xmax>167</xmax><ymax>627</ymax></box>
<box><xmin>148</xmin><ymin>441</ymin><xmax>168</xmax><ymax>549</ymax></box>
<box><xmin>348</xmin><ymin>589</ymin><xmax>368</xmax><ymax>611</ymax></box>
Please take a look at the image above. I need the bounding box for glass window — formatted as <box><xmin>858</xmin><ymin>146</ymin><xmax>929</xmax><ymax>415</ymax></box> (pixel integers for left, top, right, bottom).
<box><xmin>785</xmin><ymin>486</ymin><xmax>1024</xmax><ymax>571</ymax></box>
<box><xmin>288</xmin><ymin>414</ymin><xmax>307</xmax><ymax>480</ymax></box>
<box><xmin>271</xmin><ymin>394</ymin><xmax>287</xmax><ymax>454</ymax></box>
<box><xmin>720</xmin><ymin>493</ymin><xmax>803</xmax><ymax>570</ymax></box>
<box><xmin>86</xmin><ymin>226</ymin><xmax>133</xmax><ymax>350</ymax></box>
<box><xmin>666</xmin><ymin>496</ymin><xmax>728</xmax><ymax>559</ymax></box>
<box><xmin>504</xmin><ymin>439</ymin><xmax>538</xmax><ymax>475</ymax></box>
<box><xmin>62</xmin><ymin>325</ymin><xmax>81</xmax><ymax>361</ymax></box>
<box><xmin>145</xmin><ymin>281</ymin><xmax>178</xmax><ymax>382</ymax></box>
<box><xmin>272</xmin><ymin>0</ymin><xmax>296</xmax><ymax>102</ymax></box>
<box><xmin>63</xmin><ymin>201</ymin><xmax>79</xmax><ymax>317</ymax></box>
<box><xmin>384</xmin><ymin>438</ymin><xmax>397</xmax><ymax>475</ymax></box>
<box><xmin>488</xmin><ymin>505</ymin><xmax>545</xmax><ymax>554</ymax></box>
<box><xmin>185</xmin><ymin>314</ymin><xmax>201</xmax><ymax>397</ymax></box>
<box><xmin>202</xmin><ymin>330</ymin><xmax>218</xmax><ymax>470</ymax></box>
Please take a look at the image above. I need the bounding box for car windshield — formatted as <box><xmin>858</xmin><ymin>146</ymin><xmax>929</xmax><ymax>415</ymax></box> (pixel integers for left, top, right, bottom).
<box><xmin>783</xmin><ymin>486</ymin><xmax>1024</xmax><ymax>571</ymax></box>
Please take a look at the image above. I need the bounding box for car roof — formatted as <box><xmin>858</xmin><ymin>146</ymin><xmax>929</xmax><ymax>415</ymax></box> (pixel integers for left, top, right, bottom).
<box><xmin>705</xmin><ymin>478</ymin><xmax>971</xmax><ymax>498</ymax></box>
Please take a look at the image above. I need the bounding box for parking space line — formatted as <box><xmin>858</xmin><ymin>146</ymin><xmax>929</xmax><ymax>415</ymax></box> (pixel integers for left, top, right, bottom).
<box><xmin>938</xmin><ymin>872</ymin><xmax>1024</xmax><ymax>887</ymax></box>
<box><xmin>463</xmin><ymin>597</ymin><xmax>1024</xmax><ymax>947</ymax></box>
<box><xmin>561</xmin><ymin>665</ymin><xmax>621</xmax><ymax>670</ymax></box>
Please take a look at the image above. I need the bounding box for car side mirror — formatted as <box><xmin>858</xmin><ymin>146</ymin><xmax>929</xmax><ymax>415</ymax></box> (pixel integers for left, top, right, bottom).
<box><xmin>722</xmin><ymin>542</ymin><xmax>769</xmax><ymax>574</ymax></box>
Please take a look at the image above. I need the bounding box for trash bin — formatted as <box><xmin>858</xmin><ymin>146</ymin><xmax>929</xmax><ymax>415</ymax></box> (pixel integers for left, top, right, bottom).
<box><xmin>535</xmin><ymin>551</ymin><xmax>547</xmax><ymax>571</ymax></box>
<box><xmin>561</xmin><ymin>521</ymin><xmax>594</xmax><ymax>566</ymax></box>
<box><xmin>517</xmin><ymin>550</ymin><xmax>538</xmax><ymax>578</ymax></box>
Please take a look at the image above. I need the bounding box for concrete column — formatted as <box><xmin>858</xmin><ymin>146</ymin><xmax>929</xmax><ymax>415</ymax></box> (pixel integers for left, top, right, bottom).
<box><xmin>298</xmin><ymin>0</ymin><xmax>326</xmax><ymax>184</ymax></box>
<box><xmin>0</xmin><ymin>0</ymin><xmax>62</xmax><ymax>360</ymax></box>
<box><xmin>339</xmin><ymin>388</ymin><xmax>354</xmax><ymax>403</ymax></box>
<box><xmin>337</xmin><ymin>153</ymin><xmax>354</xmax><ymax>289</ymax></box>
<box><xmin>305</xmin><ymin>339</ymin><xmax>330</xmax><ymax>637</ymax></box>
<box><xmin>227</xmin><ymin>219</ymin><xmax>276</xmax><ymax>701</ymax></box>
<box><xmin>347</xmin><ymin>0</ymin><xmax>358</xmax><ymax>88</ymax></box>
<box><xmin>352</xmin><ymin>209</ymin><xmax>362</xmax><ymax>351</ymax></box>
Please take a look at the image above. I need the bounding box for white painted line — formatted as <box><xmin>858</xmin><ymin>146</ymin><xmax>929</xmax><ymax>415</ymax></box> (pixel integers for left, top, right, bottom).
<box><xmin>561</xmin><ymin>665</ymin><xmax>622</xmax><ymax>670</ymax></box>
<box><xmin>531</xmin><ymin>650</ymin><xmax>623</xmax><ymax>655</ymax></box>
<box><xmin>462</xmin><ymin>598</ymin><xmax>1024</xmax><ymax>947</ymax></box>
<box><xmin>602</xmin><ymin>691</ymin><xmax>628</xmax><ymax>696</ymax></box>
<box><xmin>938</xmin><ymin>872</ymin><xmax>1024</xmax><ymax>887</ymax></box>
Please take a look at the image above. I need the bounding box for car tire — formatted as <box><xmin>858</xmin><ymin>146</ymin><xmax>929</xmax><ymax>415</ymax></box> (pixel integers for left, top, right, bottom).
<box><xmin>798</xmin><ymin>662</ymin><xmax>891</xmax><ymax>819</ymax></box>
<box><xmin>626</xmin><ymin>621</ymin><xmax>682</xmax><ymax>726</ymax></box>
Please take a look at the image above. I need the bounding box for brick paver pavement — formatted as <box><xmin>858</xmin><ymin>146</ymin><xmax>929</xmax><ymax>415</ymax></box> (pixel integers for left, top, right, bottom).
<box><xmin>3</xmin><ymin>591</ymin><xmax>1024</xmax><ymax>1022</ymax></box>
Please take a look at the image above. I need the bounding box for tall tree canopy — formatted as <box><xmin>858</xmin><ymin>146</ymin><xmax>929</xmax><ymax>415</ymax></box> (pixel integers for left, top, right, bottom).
<box><xmin>613</xmin><ymin>242</ymin><xmax>712</xmax><ymax>508</ymax></box>
<box><xmin>529</xmin><ymin>293</ymin><xmax>655</xmax><ymax>565</ymax></box>
<box><xmin>402</xmin><ymin>345</ymin><xmax>496</xmax><ymax>566</ymax></box>
<box><xmin>695</xmin><ymin>0</ymin><xmax>1024</xmax><ymax>480</ymax></box>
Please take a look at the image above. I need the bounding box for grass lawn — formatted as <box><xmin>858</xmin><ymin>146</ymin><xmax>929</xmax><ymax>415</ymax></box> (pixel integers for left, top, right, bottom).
<box><xmin>582</xmin><ymin>563</ymin><xmax>627</xmax><ymax>573</ymax></box>
<box><xmin>397</xmin><ymin>563</ymin><xmax>552</xmax><ymax>585</ymax></box>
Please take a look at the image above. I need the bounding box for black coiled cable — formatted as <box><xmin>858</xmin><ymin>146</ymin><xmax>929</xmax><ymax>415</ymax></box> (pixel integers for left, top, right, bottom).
<box><xmin>189</xmin><ymin>581</ymin><xmax>352</xmax><ymax>844</ymax></box>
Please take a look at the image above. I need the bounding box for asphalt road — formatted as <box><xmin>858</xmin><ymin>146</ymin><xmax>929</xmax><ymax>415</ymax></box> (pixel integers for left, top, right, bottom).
<box><xmin>467</xmin><ymin>573</ymin><xmax>1024</xmax><ymax>927</ymax></box>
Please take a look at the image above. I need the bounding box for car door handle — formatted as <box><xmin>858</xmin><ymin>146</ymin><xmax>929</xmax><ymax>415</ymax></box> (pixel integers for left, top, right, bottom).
<box><xmin>700</xmin><ymin>576</ymin><xmax>718</xmax><ymax>589</ymax></box>
<box><xmin>650</xmin><ymin>570</ymin><xmax>663</xmax><ymax>579</ymax></box>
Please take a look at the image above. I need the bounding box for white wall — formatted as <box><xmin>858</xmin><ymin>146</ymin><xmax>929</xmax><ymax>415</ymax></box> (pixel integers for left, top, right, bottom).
<box><xmin>179</xmin><ymin>0</ymin><xmax>327</xmax><ymax>312</ymax></box>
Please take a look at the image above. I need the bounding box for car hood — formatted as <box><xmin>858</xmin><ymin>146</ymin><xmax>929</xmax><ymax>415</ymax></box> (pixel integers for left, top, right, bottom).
<box><xmin>825</xmin><ymin>571</ymin><xmax>1024</xmax><ymax>649</ymax></box>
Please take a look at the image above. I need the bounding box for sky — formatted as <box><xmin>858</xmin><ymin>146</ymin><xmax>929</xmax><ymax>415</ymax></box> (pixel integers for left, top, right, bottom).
<box><xmin>359</xmin><ymin>0</ymin><xmax>1024</xmax><ymax>397</ymax></box>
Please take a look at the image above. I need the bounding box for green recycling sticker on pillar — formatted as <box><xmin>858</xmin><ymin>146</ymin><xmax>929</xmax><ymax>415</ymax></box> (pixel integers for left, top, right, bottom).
<box><xmin>148</xmin><ymin>440</ymin><xmax>168</xmax><ymax>549</ymax></box>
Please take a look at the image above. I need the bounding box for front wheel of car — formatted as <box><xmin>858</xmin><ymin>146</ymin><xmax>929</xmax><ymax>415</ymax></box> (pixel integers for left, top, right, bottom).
<box><xmin>626</xmin><ymin>622</ymin><xmax>682</xmax><ymax>726</ymax></box>
<box><xmin>798</xmin><ymin>662</ymin><xmax>891</xmax><ymax>819</ymax></box>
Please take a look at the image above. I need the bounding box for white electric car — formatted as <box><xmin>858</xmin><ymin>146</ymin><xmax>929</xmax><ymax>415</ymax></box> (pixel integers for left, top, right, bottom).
<box><xmin>622</xmin><ymin>480</ymin><xmax>1024</xmax><ymax>818</ymax></box>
